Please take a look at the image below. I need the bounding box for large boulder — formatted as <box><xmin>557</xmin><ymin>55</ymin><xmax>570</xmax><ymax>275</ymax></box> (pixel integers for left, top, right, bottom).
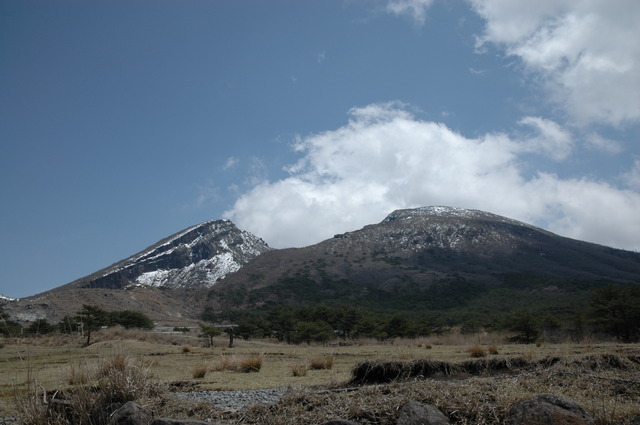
<box><xmin>107</xmin><ymin>402</ymin><xmax>152</xmax><ymax>425</ymax></box>
<box><xmin>505</xmin><ymin>394</ymin><xmax>594</xmax><ymax>425</ymax></box>
<box><xmin>397</xmin><ymin>400</ymin><xmax>450</xmax><ymax>425</ymax></box>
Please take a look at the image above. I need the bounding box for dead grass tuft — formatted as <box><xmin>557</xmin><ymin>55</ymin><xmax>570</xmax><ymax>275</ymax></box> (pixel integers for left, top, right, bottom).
<box><xmin>467</xmin><ymin>345</ymin><xmax>487</xmax><ymax>358</ymax></box>
<box><xmin>16</xmin><ymin>353</ymin><xmax>162</xmax><ymax>425</ymax></box>
<box><xmin>192</xmin><ymin>364</ymin><xmax>208</xmax><ymax>379</ymax></box>
<box><xmin>291</xmin><ymin>364</ymin><xmax>308</xmax><ymax>377</ymax></box>
<box><xmin>309</xmin><ymin>356</ymin><xmax>334</xmax><ymax>370</ymax></box>
<box><xmin>238</xmin><ymin>353</ymin><xmax>263</xmax><ymax>373</ymax></box>
<box><xmin>213</xmin><ymin>353</ymin><xmax>263</xmax><ymax>373</ymax></box>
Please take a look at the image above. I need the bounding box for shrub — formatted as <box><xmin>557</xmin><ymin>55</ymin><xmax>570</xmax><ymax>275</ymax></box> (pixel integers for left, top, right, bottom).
<box><xmin>309</xmin><ymin>356</ymin><xmax>334</xmax><ymax>370</ymax></box>
<box><xmin>68</xmin><ymin>362</ymin><xmax>90</xmax><ymax>386</ymax></box>
<box><xmin>182</xmin><ymin>346</ymin><xmax>191</xmax><ymax>354</ymax></box>
<box><xmin>192</xmin><ymin>364</ymin><xmax>208</xmax><ymax>379</ymax></box>
<box><xmin>291</xmin><ymin>364</ymin><xmax>308</xmax><ymax>377</ymax></box>
<box><xmin>488</xmin><ymin>345</ymin><xmax>499</xmax><ymax>355</ymax></box>
<box><xmin>214</xmin><ymin>353</ymin><xmax>263</xmax><ymax>373</ymax></box>
<box><xmin>97</xmin><ymin>353</ymin><xmax>129</xmax><ymax>377</ymax></box>
<box><xmin>467</xmin><ymin>345</ymin><xmax>487</xmax><ymax>358</ymax></box>
<box><xmin>238</xmin><ymin>353</ymin><xmax>263</xmax><ymax>373</ymax></box>
<box><xmin>17</xmin><ymin>353</ymin><xmax>161</xmax><ymax>425</ymax></box>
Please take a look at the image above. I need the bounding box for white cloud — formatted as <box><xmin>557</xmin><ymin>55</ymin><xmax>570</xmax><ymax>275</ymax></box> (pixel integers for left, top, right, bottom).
<box><xmin>225</xmin><ymin>103</ymin><xmax>640</xmax><ymax>251</ymax></box>
<box><xmin>223</xmin><ymin>156</ymin><xmax>239</xmax><ymax>170</ymax></box>
<box><xmin>471</xmin><ymin>0</ymin><xmax>640</xmax><ymax>127</ymax></box>
<box><xmin>585</xmin><ymin>133</ymin><xmax>623</xmax><ymax>154</ymax></box>
<box><xmin>517</xmin><ymin>116</ymin><xmax>573</xmax><ymax>160</ymax></box>
<box><xmin>625</xmin><ymin>159</ymin><xmax>640</xmax><ymax>191</ymax></box>
<box><xmin>385</xmin><ymin>0</ymin><xmax>435</xmax><ymax>25</ymax></box>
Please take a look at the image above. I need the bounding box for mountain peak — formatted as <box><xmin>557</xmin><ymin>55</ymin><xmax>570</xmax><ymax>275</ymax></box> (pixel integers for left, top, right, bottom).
<box><xmin>383</xmin><ymin>206</ymin><xmax>482</xmax><ymax>221</ymax></box>
<box><xmin>63</xmin><ymin>219</ymin><xmax>271</xmax><ymax>291</ymax></box>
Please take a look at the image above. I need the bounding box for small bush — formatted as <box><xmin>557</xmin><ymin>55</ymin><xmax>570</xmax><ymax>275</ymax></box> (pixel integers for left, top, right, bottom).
<box><xmin>488</xmin><ymin>345</ymin><xmax>499</xmax><ymax>355</ymax></box>
<box><xmin>192</xmin><ymin>364</ymin><xmax>208</xmax><ymax>379</ymax></box>
<box><xmin>309</xmin><ymin>356</ymin><xmax>334</xmax><ymax>370</ymax></box>
<box><xmin>238</xmin><ymin>353</ymin><xmax>263</xmax><ymax>373</ymax></box>
<box><xmin>17</xmin><ymin>353</ymin><xmax>160</xmax><ymax>425</ymax></box>
<box><xmin>213</xmin><ymin>355</ymin><xmax>233</xmax><ymax>372</ymax></box>
<box><xmin>97</xmin><ymin>352</ymin><xmax>129</xmax><ymax>378</ymax></box>
<box><xmin>291</xmin><ymin>364</ymin><xmax>308</xmax><ymax>377</ymax></box>
<box><xmin>468</xmin><ymin>345</ymin><xmax>487</xmax><ymax>358</ymax></box>
<box><xmin>182</xmin><ymin>346</ymin><xmax>191</xmax><ymax>354</ymax></box>
<box><xmin>68</xmin><ymin>362</ymin><xmax>90</xmax><ymax>386</ymax></box>
<box><xmin>214</xmin><ymin>353</ymin><xmax>263</xmax><ymax>373</ymax></box>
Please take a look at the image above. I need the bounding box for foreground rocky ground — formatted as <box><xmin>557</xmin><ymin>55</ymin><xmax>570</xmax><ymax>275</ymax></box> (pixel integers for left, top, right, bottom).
<box><xmin>10</xmin><ymin>351</ymin><xmax>639</xmax><ymax>425</ymax></box>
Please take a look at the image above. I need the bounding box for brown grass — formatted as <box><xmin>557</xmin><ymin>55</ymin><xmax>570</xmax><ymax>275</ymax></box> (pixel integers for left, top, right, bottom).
<box><xmin>213</xmin><ymin>353</ymin><xmax>263</xmax><ymax>373</ymax></box>
<box><xmin>309</xmin><ymin>356</ymin><xmax>334</xmax><ymax>370</ymax></box>
<box><xmin>236</xmin><ymin>352</ymin><xmax>640</xmax><ymax>425</ymax></box>
<box><xmin>237</xmin><ymin>353</ymin><xmax>263</xmax><ymax>373</ymax></box>
<box><xmin>467</xmin><ymin>345</ymin><xmax>487</xmax><ymax>358</ymax></box>
<box><xmin>291</xmin><ymin>364</ymin><xmax>308</xmax><ymax>377</ymax></box>
<box><xmin>192</xmin><ymin>364</ymin><xmax>208</xmax><ymax>379</ymax></box>
<box><xmin>14</xmin><ymin>352</ymin><xmax>162</xmax><ymax>425</ymax></box>
<box><xmin>4</xmin><ymin>333</ymin><xmax>640</xmax><ymax>424</ymax></box>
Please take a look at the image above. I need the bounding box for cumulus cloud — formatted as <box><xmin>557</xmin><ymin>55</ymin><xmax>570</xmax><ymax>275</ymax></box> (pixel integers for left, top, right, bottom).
<box><xmin>517</xmin><ymin>116</ymin><xmax>573</xmax><ymax>160</ymax></box>
<box><xmin>385</xmin><ymin>0</ymin><xmax>435</xmax><ymax>25</ymax></box>
<box><xmin>225</xmin><ymin>103</ymin><xmax>640</xmax><ymax>251</ymax></box>
<box><xmin>470</xmin><ymin>0</ymin><xmax>640</xmax><ymax>127</ymax></box>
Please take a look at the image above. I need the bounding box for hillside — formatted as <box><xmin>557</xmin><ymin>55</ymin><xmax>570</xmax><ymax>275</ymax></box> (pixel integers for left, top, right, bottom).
<box><xmin>60</xmin><ymin>219</ymin><xmax>271</xmax><ymax>290</ymax></box>
<box><xmin>3</xmin><ymin>206</ymin><xmax>639</xmax><ymax>327</ymax></box>
<box><xmin>205</xmin><ymin>207</ymin><xmax>640</xmax><ymax>319</ymax></box>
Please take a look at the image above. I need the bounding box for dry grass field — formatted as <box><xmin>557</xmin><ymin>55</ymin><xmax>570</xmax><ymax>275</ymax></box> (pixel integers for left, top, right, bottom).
<box><xmin>1</xmin><ymin>328</ymin><xmax>639</xmax><ymax>424</ymax></box>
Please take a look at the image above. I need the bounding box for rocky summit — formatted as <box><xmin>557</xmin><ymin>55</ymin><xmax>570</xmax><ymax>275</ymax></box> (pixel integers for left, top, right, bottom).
<box><xmin>60</xmin><ymin>219</ymin><xmax>271</xmax><ymax>291</ymax></box>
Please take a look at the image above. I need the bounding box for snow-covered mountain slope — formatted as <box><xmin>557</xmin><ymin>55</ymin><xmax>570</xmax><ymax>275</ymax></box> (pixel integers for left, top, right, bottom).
<box><xmin>61</xmin><ymin>220</ymin><xmax>271</xmax><ymax>290</ymax></box>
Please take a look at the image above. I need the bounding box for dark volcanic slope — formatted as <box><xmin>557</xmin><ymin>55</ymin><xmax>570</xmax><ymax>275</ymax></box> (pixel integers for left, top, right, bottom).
<box><xmin>210</xmin><ymin>206</ymin><xmax>640</xmax><ymax>311</ymax></box>
<box><xmin>60</xmin><ymin>220</ymin><xmax>271</xmax><ymax>291</ymax></box>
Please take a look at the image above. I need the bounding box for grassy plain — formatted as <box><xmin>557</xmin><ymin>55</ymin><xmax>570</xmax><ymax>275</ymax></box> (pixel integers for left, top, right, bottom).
<box><xmin>1</xmin><ymin>328</ymin><xmax>639</xmax><ymax>424</ymax></box>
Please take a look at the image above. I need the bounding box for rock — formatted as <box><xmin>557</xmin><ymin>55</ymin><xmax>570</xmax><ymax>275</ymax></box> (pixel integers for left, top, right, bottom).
<box><xmin>322</xmin><ymin>421</ymin><xmax>360</xmax><ymax>425</ymax></box>
<box><xmin>150</xmin><ymin>419</ymin><xmax>214</xmax><ymax>425</ymax></box>
<box><xmin>505</xmin><ymin>393</ymin><xmax>594</xmax><ymax>425</ymax></box>
<box><xmin>629</xmin><ymin>414</ymin><xmax>640</xmax><ymax>425</ymax></box>
<box><xmin>107</xmin><ymin>401</ymin><xmax>152</xmax><ymax>425</ymax></box>
<box><xmin>397</xmin><ymin>401</ymin><xmax>450</xmax><ymax>425</ymax></box>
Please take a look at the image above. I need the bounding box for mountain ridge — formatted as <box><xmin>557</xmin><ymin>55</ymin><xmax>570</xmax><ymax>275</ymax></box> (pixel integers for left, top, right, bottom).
<box><xmin>57</xmin><ymin>219</ymin><xmax>271</xmax><ymax>291</ymax></box>
<box><xmin>206</xmin><ymin>206</ymin><xmax>640</xmax><ymax>315</ymax></box>
<box><xmin>3</xmin><ymin>206</ymin><xmax>639</xmax><ymax>326</ymax></box>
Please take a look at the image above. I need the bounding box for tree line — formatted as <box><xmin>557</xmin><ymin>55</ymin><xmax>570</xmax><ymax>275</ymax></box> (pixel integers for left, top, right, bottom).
<box><xmin>207</xmin><ymin>284</ymin><xmax>640</xmax><ymax>344</ymax></box>
<box><xmin>2</xmin><ymin>284</ymin><xmax>639</xmax><ymax>345</ymax></box>
<box><xmin>1</xmin><ymin>304</ymin><xmax>154</xmax><ymax>346</ymax></box>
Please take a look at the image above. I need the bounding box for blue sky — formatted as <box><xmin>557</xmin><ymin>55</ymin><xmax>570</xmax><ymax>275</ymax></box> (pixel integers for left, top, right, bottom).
<box><xmin>2</xmin><ymin>0</ymin><xmax>639</xmax><ymax>299</ymax></box>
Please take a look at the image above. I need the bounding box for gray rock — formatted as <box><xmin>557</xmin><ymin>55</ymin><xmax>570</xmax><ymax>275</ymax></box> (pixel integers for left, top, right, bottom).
<box><xmin>505</xmin><ymin>393</ymin><xmax>594</xmax><ymax>425</ymax></box>
<box><xmin>629</xmin><ymin>414</ymin><xmax>640</xmax><ymax>425</ymax></box>
<box><xmin>322</xmin><ymin>421</ymin><xmax>360</xmax><ymax>425</ymax></box>
<box><xmin>107</xmin><ymin>401</ymin><xmax>152</xmax><ymax>425</ymax></box>
<box><xmin>150</xmin><ymin>419</ymin><xmax>213</xmax><ymax>425</ymax></box>
<box><xmin>397</xmin><ymin>400</ymin><xmax>450</xmax><ymax>425</ymax></box>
